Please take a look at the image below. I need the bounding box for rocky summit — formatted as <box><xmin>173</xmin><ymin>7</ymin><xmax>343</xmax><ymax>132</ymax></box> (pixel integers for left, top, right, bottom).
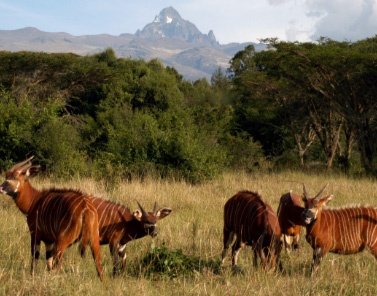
<box><xmin>135</xmin><ymin>7</ymin><xmax>218</xmax><ymax>46</ymax></box>
<box><xmin>0</xmin><ymin>6</ymin><xmax>265</xmax><ymax>81</ymax></box>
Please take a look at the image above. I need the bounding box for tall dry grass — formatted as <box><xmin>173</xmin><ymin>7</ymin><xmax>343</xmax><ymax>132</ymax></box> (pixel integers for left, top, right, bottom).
<box><xmin>0</xmin><ymin>171</ymin><xmax>377</xmax><ymax>295</ymax></box>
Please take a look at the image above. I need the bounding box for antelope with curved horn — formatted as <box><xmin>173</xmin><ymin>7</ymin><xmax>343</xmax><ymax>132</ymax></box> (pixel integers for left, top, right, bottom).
<box><xmin>90</xmin><ymin>196</ymin><xmax>172</xmax><ymax>275</ymax></box>
<box><xmin>222</xmin><ymin>190</ymin><xmax>282</xmax><ymax>271</ymax></box>
<box><xmin>302</xmin><ymin>184</ymin><xmax>377</xmax><ymax>275</ymax></box>
<box><xmin>0</xmin><ymin>156</ymin><xmax>103</xmax><ymax>280</ymax></box>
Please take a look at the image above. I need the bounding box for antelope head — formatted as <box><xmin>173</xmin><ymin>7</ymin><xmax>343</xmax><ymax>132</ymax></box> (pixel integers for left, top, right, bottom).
<box><xmin>133</xmin><ymin>201</ymin><xmax>172</xmax><ymax>237</ymax></box>
<box><xmin>0</xmin><ymin>156</ymin><xmax>40</xmax><ymax>199</ymax></box>
<box><xmin>301</xmin><ymin>184</ymin><xmax>333</xmax><ymax>225</ymax></box>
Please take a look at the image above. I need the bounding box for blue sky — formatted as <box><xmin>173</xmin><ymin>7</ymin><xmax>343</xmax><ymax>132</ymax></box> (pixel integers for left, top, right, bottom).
<box><xmin>0</xmin><ymin>0</ymin><xmax>376</xmax><ymax>44</ymax></box>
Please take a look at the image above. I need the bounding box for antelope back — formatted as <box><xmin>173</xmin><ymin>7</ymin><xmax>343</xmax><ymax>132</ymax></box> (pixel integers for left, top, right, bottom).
<box><xmin>224</xmin><ymin>190</ymin><xmax>268</xmax><ymax>243</ymax></box>
<box><xmin>28</xmin><ymin>189</ymin><xmax>88</xmax><ymax>239</ymax></box>
<box><xmin>318</xmin><ymin>206</ymin><xmax>377</xmax><ymax>252</ymax></box>
<box><xmin>224</xmin><ymin>190</ymin><xmax>281</xmax><ymax>270</ymax></box>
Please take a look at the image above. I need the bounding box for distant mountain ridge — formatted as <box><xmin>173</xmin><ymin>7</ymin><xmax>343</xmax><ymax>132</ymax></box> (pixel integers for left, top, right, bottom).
<box><xmin>0</xmin><ymin>7</ymin><xmax>265</xmax><ymax>80</ymax></box>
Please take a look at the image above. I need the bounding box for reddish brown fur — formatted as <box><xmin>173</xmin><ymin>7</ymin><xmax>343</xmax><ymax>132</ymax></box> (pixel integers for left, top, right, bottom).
<box><xmin>222</xmin><ymin>190</ymin><xmax>282</xmax><ymax>271</ymax></box>
<box><xmin>302</xmin><ymin>184</ymin><xmax>377</xmax><ymax>275</ymax></box>
<box><xmin>0</xmin><ymin>157</ymin><xmax>103</xmax><ymax>280</ymax></box>
<box><xmin>90</xmin><ymin>196</ymin><xmax>172</xmax><ymax>275</ymax></box>
<box><xmin>277</xmin><ymin>191</ymin><xmax>305</xmax><ymax>251</ymax></box>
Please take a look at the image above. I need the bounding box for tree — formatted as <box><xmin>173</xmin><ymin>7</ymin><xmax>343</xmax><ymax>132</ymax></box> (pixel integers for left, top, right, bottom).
<box><xmin>228</xmin><ymin>44</ymin><xmax>290</xmax><ymax>158</ymax></box>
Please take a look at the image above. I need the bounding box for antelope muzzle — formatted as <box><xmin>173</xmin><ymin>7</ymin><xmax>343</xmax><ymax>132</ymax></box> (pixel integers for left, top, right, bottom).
<box><xmin>145</xmin><ymin>223</ymin><xmax>158</xmax><ymax>237</ymax></box>
<box><xmin>302</xmin><ymin>208</ymin><xmax>317</xmax><ymax>225</ymax></box>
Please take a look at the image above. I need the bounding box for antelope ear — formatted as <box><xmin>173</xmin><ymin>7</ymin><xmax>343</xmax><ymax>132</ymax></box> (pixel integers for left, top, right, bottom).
<box><xmin>321</xmin><ymin>195</ymin><xmax>334</xmax><ymax>207</ymax></box>
<box><xmin>133</xmin><ymin>210</ymin><xmax>142</xmax><ymax>220</ymax></box>
<box><xmin>26</xmin><ymin>166</ymin><xmax>40</xmax><ymax>179</ymax></box>
<box><xmin>156</xmin><ymin>208</ymin><xmax>172</xmax><ymax>219</ymax></box>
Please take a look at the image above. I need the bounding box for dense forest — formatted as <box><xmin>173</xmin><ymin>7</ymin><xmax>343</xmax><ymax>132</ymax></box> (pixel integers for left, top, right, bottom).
<box><xmin>0</xmin><ymin>36</ymin><xmax>376</xmax><ymax>182</ymax></box>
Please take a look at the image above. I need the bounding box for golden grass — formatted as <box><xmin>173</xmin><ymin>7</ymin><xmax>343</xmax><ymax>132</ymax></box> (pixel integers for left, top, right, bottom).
<box><xmin>1</xmin><ymin>171</ymin><xmax>377</xmax><ymax>295</ymax></box>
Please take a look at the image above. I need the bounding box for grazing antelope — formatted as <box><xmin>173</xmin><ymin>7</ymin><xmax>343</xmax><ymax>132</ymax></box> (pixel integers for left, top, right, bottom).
<box><xmin>0</xmin><ymin>156</ymin><xmax>103</xmax><ymax>280</ymax></box>
<box><xmin>222</xmin><ymin>190</ymin><xmax>282</xmax><ymax>271</ymax></box>
<box><xmin>277</xmin><ymin>191</ymin><xmax>305</xmax><ymax>251</ymax></box>
<box><xmin>302</xmin><ymin>184</ymin><xmax>377</xmax><ymax>275</ymax></box>
<box><xmin>90</xmin><ymin>196</ymin><xmax>172</xmax><ymax>275</ymax></box>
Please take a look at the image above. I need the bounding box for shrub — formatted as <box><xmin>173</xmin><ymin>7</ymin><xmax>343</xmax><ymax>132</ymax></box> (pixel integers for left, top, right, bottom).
<box><xmin>140</xmin><ymin>245</ymin><xmax>221</xmax><ymax>279</ymax></box>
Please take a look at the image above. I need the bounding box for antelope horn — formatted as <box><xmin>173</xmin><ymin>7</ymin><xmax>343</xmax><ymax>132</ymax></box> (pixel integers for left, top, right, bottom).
<box><xmin>153</xmin><ymin>202</ymin><xmax>158</xmax><ymax>215</ymax></box>
<box><xmin>9</xmin><ymin>156</ymin><xmax>34</xmax><ymax>173</ymax></box>
<box><xmin>302</xmin><ymin>183</ymin><xmax>310</xmax><ymax>199</ymax></box>
<box><xmin>314</xmin><ymin>184</ymin><xmax>329</xmax><ymax>200</ymax></box>
<box><xmin>137</xmin><ymin>201</ymin><xmax>148</xmax><ymax>217</ymax></box>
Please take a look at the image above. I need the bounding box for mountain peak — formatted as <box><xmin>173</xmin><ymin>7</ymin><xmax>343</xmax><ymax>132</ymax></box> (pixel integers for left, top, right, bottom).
<box><xmin>135</xmin><ymin>7</ymin><xmax>218</xmax><ymax>46</ymax></box>
<box><xmin>153</xmin><ymin>7</ymin><xmax>182</xmax><ymax>24</ymax></box>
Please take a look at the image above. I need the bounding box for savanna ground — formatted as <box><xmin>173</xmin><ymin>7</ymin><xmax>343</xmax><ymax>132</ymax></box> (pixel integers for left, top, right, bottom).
<box><xmin>1</xmin><ymin>171</ymin><xmax>377</xmax><ymax>295</ymax></box>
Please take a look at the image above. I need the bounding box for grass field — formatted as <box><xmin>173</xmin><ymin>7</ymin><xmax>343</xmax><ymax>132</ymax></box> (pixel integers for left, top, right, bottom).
<box><xmin>1</xmin><ymin>171</ymin><xmax>377</xmax><ymax>295</ymax></box>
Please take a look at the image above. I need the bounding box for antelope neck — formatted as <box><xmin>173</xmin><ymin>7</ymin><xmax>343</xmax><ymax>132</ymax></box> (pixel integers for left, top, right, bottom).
<box><xmin>14</xmin><ymin>185</ymin><xmax>41</xmax><ymax>215</ymax></box>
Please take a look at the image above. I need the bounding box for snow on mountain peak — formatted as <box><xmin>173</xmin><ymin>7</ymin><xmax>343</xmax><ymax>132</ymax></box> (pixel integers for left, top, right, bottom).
<box><xmin>154</xmin><ymin>7</ymin><xmax>181</xmax><ymax>24</ymax></box>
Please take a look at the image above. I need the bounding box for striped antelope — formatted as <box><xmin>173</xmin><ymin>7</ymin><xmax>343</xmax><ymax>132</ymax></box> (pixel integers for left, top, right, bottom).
<box><xmin>302</xmin><ymin>184</ymin><xmax>377</xmax><ymax>275</ymax></box>
<box><xmin>277</xmin><ymin>191</ymin><xmax>305</xmax><ymax>252</ymax></box>
<box><xmin>0</xmin><ymin>156</ymin><xmax>103</xmax><ymax>280</ymax></box>
<box><xmin>90</xmin><ymin>196</ymin><xmax>172</xmax><ymax>275</ymax></box>
<box><xmin>222</xmin><ymin>190</ymin><xmax>282</xmax><ymax>271</ymax></box>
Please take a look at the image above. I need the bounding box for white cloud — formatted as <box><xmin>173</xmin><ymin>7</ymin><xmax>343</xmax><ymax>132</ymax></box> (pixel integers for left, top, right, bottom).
<box><xmin>306</xmin><ymin>0</ymin><xmax>377</xmax><ymax>41</ymax></box>
<box><xmin>286</xmin><ymin>20</ymin><xmax>313</xmax><ymax>42</ymax></box>
<box><xmin>267</xmin><ymin>0</ymin><xmax>293</xmax><ymax>5</ymax></box>
<box><xmin>263</xmin><ymin>0</ymin><xmax>377</xmax><ymax>42</ymax></box>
